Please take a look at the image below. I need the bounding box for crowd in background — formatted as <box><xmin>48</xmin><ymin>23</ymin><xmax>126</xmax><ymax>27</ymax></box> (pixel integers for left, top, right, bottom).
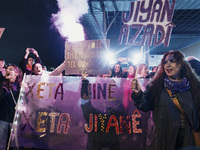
<box><xmin>1</xmin><ymin>48</ymin><xmax>200</xmax><ymax>80</ymax></box>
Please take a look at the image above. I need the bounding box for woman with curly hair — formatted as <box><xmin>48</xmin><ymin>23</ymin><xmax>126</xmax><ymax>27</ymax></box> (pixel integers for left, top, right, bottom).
<box><xmin>0</xmin><ymin>64</ymin><xmax>22</xmax><ymax>149</ymax></box>
<box><xmin>131</xmin><ymin>50</ymin><xmax>200</xmax><ymax>150</ymax></box>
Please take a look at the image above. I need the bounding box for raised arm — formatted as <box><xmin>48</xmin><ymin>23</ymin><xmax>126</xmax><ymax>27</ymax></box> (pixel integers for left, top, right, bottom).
<box><xmin>49</xmin><ymin>61</ymin><xmax>65</xmax><ymax>76</ymax></box>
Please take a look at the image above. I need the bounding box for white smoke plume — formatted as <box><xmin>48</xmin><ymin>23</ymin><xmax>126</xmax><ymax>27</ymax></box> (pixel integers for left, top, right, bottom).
<box><xmin>52</xmin><ymin>0</ymin><xmax>88</xmax><ymax>42</ymax></box>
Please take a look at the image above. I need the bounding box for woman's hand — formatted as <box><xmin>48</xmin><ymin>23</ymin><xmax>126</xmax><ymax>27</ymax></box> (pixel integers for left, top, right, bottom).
<box><xmin>26</xmin><ymin>48</ymin><xmax>30</xmax><ymax>54</ymax></box>
<box><xmin>32</xmin><ymin>49</ymin><xmax>39</xmax><ymax>57</ymax></box>
<box><xmin>24</xmin><ymin>48</ymin><xmax>30</xmax><ymax>59</ymax></box>
<box><xmin>131</xmin><ymin>79</ymin><xmax>141</xmax><ymax>94</ymax></box>
<box><xmin>82</xmin><ymin>69</ymin><xmax>88</xmax><ymax>80</ymax></box>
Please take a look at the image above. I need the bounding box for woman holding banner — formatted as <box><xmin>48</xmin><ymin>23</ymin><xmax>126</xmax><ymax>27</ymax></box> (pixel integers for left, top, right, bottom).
<box><xmin>81</xmin><ymin>72</ymin><xmax>121</xmax><ymax>150</ymax></box>
<box><xmin>131</xmin><ymin>51</ymin><xmax>200</xmax><ymax>150</ymax></box>
<box><xmin>0</xmin><ymin>64</ymin><xmax>22</xmax><ymax>149</ymax></box>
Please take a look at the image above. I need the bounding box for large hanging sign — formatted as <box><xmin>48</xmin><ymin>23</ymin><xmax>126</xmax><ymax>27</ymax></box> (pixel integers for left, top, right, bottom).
<box><xmin>65</xmin><ymin>39</ymin><xmax>110</xmax><ymax>75</ymax></box>
<box><xmin>9</xmin><ymin>76</ymin><xmax>153</xmax><ymax>150</ymax></box>
<box><xmin>118</xmin><ymin>0</ymin><xmax>176</xmax><ymax>47</ymax></box>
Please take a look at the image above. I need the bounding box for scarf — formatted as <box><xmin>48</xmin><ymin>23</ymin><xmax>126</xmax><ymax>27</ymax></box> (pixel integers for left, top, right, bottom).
<box><xmin>164</xmin><ymin>76</ymin><xmax>191</xmax><ymax>96</ymax></box>
<box><xmin>127</xmin><ymin>73</ymin><xmax>135</xmax><ymax>78</ymax></box>
<box><xmin>26</xmin><ymin>64</ymin><xmax>32</xmax><ymax>71</ymax></box>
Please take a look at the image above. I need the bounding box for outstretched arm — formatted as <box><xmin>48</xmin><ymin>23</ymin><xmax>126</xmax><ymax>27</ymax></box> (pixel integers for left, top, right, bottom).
<box><xmin>50</xmin><ymin>61</ymin><xmax>65</xmax><ymax>76</ymax></box>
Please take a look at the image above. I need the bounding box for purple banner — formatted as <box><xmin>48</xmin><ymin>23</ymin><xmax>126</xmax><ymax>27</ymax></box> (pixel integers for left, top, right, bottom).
<box><xmin>9</xmin><ymin>76</ymin><xmax>154</xmax><ymax>150</ymax></box>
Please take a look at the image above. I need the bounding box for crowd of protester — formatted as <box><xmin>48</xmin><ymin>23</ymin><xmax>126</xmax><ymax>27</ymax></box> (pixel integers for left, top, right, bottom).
<box><xmin>80</xmin><ymin>51</ymin><xmax>200</xmax><ymax>150</ymax></box>
<box><xmin>0</xmin><ymin>48</ymin><xmax>200</xmax><ymax>150</ymax></box>
<box><xmin>0</xmin><ymin>47</ymin><xmax>66</xmax><ymax>150</ymax></box>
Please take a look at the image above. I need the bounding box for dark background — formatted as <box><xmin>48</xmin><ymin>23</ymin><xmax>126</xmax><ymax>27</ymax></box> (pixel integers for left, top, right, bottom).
<box><xmin>0</xmin><ymin>0</ymin><xmax>65</xmax><ymax>68</ymax></box>
<box><xmin>1</xmin><ymin>0</ymin><xmax>200</xmax><ymax>69</ymax></box>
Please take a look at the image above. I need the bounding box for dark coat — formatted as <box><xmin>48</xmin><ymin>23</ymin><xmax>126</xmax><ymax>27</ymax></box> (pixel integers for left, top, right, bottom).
<box><xmin>0</xmin><ymin>76</ymin><xmax>20</xmax><ymax>123</ymax></box>
<box><xmin>132</xmin><ymin>86</ymin><xmax>199</xmax><ymax>150</ymax></box>
<box><xmin>20</xmin><ymin>57</ymin><xmax>42</xmax><ymax>75</ymax></box>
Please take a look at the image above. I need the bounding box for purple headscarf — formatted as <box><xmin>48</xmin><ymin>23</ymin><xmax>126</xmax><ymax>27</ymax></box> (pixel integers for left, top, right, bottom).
<box><xmin>164</xmin><ymin>76</ymin><xmax>191</xmax><ymax>96</ymax></box>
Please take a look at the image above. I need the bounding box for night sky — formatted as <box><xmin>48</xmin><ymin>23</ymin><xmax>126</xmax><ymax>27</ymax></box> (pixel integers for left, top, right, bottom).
<box><xmin>0</xmin><ymin>0</ymin><xmax>66</xmax><ymax>69</ymax></box>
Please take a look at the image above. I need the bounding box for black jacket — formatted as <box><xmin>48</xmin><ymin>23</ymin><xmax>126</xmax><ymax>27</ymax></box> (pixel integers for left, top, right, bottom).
<box><xmin>0</xmin><ymin>76</ymin><xmax>20</xmax><ymax>123</ymax></box>
<box><xmin>132</xmin><ymin>86</ymin><xmax>199</xmax><ymax>150</ymax></box>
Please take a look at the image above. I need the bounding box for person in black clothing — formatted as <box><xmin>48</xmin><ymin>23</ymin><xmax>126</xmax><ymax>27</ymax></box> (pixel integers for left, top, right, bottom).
<box><xmin>80</xmin><ymin>72</ymin><xmax>120</xmax><ymax>150</ymax></box>
<box><xmin>20</xmin><ymin>48</ymin><xmax>42</xmax><ymax>75</ymax></box>
<box><xmin>0</xmin><ymin>58</ymin><xmax>6</xmax><ymax>77</ymax></box>
<box><xmin>0</xmin><ymin>64</ymin><xmax>22</xmax><ymax>150</ymax></box>
<box><xmin>185</xmin><ymin>56</ymin><xmax>200</xmax><ymax>77</ymax></box>
<box><xmin>131</xmin><ymin>51</ymin><xmax>200</xmax><ymax>150</ymax></box>
<box><xmin>149</xmin><ymin>66</ymin><xmax>158</xmax><ymax>79</ymax></box>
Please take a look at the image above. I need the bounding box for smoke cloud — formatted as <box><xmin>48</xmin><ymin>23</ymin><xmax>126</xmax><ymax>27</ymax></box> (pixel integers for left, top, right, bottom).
<box><xmin>52</xmin><ymin>0</ymin><xmax>88</xmax><ymax>42</ymax></box>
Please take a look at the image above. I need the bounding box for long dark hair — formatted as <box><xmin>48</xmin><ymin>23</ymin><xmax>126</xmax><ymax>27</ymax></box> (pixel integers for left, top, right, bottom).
<box><xmin>111</xmin><ymin>62</ymin><xmax>123</xmax><ymax>77</ymax></box>
<box><xmin>4</xmin><ymin>64</ymin><xmax>23</xmax><ymax>90</ymax></box>
<box><xmin>149</xmin><ymin>50</ymin><xmax>200</xmax><ymax>111</ymax></box>
<box><xmin>187</xmin><ymin>58</ymin><xmax>200</xmax><ymax>76</ymax></box>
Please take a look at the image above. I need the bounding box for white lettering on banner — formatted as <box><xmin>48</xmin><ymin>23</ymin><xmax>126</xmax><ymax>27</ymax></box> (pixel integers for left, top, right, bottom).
<box><xmin>118</xmin><ymin>0</ymin><xmax>176</xmax><ymax>47</ymax></box>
